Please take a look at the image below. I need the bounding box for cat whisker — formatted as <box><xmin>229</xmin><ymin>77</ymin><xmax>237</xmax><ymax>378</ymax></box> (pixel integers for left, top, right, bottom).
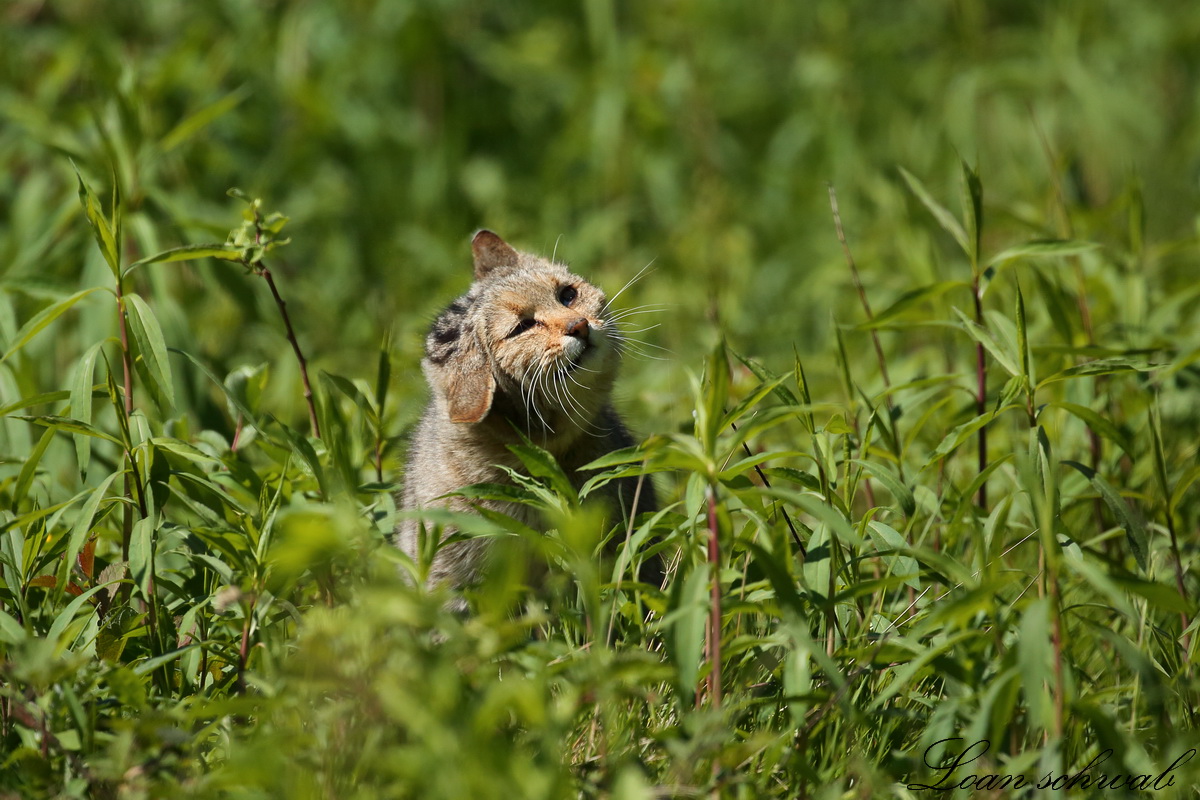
<box><xmin>612</xmin><ymin>323</ymin><xmax>662</xmax><ymax>335</ymax></box>
<box><xmin>605</xmin><ymin>303</ymin><xmax>667</xmax><ymax>321</ymax></box>
<box><xmin>523</xmin><ymin>361</ymin><xmax>555</xmax><ymax>434</ymax></box>
<box><xmin>555</xmin><ymin>371</ymin><xmax>609</xmax><ymax>436</ymax></box>
<box><xmin>546</xmin><ymin>372</ymin><xmax>579</xmax><ymax>433</ymax></box>
<box><xmin>613</xmin><ymin>336</ymin><xmax>670</xmax><ymax>362</ymax></box>
<box><xmin>615</xmin><ymin>334</ymin><xmax>671</xmax><ymax>353</ymax></box>
<box><xmin>605</xmin><ymin>310</ymin><xmax>666</xmax><ymax>327</ymax></box>
<box><xmin>602</xmin><ymin>260</ymin><xmax>656</xmax><ymax>313</ymax></box>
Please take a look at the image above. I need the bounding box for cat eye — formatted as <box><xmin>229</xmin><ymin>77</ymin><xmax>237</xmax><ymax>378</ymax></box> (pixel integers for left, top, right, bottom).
<box><xmin>508</xmin><ymin>318</ymin><xmax>537</xmax><ymax>338</ymax></box>
<box><xmin>558</xmin><ymin>285</ymin><xmax>578</xmax><ymax>306</ymax></box>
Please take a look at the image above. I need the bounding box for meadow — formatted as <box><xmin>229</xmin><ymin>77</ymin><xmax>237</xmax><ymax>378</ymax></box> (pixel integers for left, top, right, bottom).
<box><xmin>1</xmin><ymin>1</ymin><xmax>1199</xmax><ymax>797</ymax></box>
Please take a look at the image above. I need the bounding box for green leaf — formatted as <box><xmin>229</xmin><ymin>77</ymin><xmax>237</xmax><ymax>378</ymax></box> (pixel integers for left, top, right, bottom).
<box><xmin>699</xmin><ymin>339</ymin><xmax>730</xmax><ymax>452</ymax></box>
<box><xmin>60</xmin><ymin>472</ymin><xmax>119</xmax><ymax>591</ymax></box>
<box><xmin>852</xmin><ymin>460</ymin><xmax>915</xmax><ymax>517</ymax></box>
<box><xmin>719</xmin><ymin>372</ymin><xmax>793</xmax><ymax>431</ymax></box>
<box><xmin>72</xmin><ymin>163</ymin><xmax>120</xmax><ymax>276</ymax></box>
<box><xmin>718</xmin><ymin>450</ymin><xmax>807</xmax><ymax>483</ymax></box>
<box><xmin>959</xmin><ymin>158</ymin><xmax>982</xmax><ymax>268</ymax></box>
<box><xmin>866</xmin><ymin>521</ymin><xmax>920</xmax><ymax>590</ymax></box>
<box><xmin>125</xmin><ymin>243</ymin><xmax>246</xmax><ymax>278</ymax></box>
<box><xmin>1015</xmin><ymin>282</ymin><xmax>1031</xmax><ymax>387</ymax></box>
<box><xmin>159</xmin><ymin>85</ymin><xmax>252</xmax><ymax>153</ymax></box>
<box><xmin>1064</xmin><ymin>460</ymin><xmax>1148</xmax><ymax>572</ymax></box>
<box><xmin>855</xmin><ymin>281</ymin><xmax>968</xmax><ymax>330</ymax></box>
<box><xmin>1050</xmin><ymin>403</ymin><xmax>1135</xmax><ymax>458</ymax></box>
<box><xmin>869</xmin><ymin>630</ymin><xmax>979</xmax><ymax>710</ymax></box>
<box><xmin>1037</xmin><ymin>357</ymin><xmax>1159</xmax><ymax>387</ymax></box>
<box><xmin>454</xmin><ymin>482</ymin><xmax>541</xmax><ymax>506</ymax></box>
<box><xmin>129</xmin><ymin>515</ymin><xmax>156</xmax><ymax>599</ymax></box>
<box><xmin>170</xmin><ymin>347</ymin><xmax>263</xmax><ymax>430</ymax></box>
<box><xmin>133</xmin><ymin>645</ymin><xmax>202</xmax><ymax>676</ymax></box>
<box><xmin>0</xmin><ymin>607</ymin><xmax>25</xmax><ymax>644</ymax></box>
<box><xmin>669</xmin><ymin>562</ymin><xmax>710</xmax><ymax>697</ymax></box>
<box><xmin>952</xmin><ymin>307</ymin><xmax>1020</xmax><ymax>377</ymax></box>
<box><xmin>322</xmin><ymin>372</ymin><xmax>378</xmax><ymax>423</ymax></box>
<box><xmin>14</xmin><ymin>415</ymin><xmax>125</xmax><ymax>447</ymax></box>
<box><xmin>0</xmin><ymin>288</ymin><xmax>103</xmax><ymax>364</ymax></box>
<box><xmin>124</xmin><ymin>293</ymin><xmax>176</xmax><ymax>411</ymax></box>
<box><xmin>375</xmin><ymin>333</ymin><xmax>392</xmax><ymax>420</ymax></box>
<box><xmin>988</xmin><ymin>239</ymin><xmax>1100</xmax><ymax>266</ymax></box>
<box><xmin>929</xmin><ymin>410</ymin><xmax>996</xmax><ymax>462</ymax></box>
<box><xmin>1170</xmin><ymin>464</ymin><xmax>1200</xmax><ymax>517</ymax></box>
<box><xmin>70</xmin><ymin>341</ymin><xmax>106</xmax><ymax>479</ymax></box>
<box><xmin>898</xmin><ymin>166</ymin><xmax>968</xmax><ymax>254</ymax></box>
<box><xmin>730</xmin><ymin>348</ymin><xmax>799</xmax><ymax>406</ymax></box>
<box><xmin>0</xmin><ymin>390</ymin><xmax>76</xmax><ymax>418</ymax></box>
<box><xmin>508</xmin><ymin>437</ymin><xmax>576</xmax><ymax>502</ymax></box>
<box><xmin>757</xmin><ymin>487</ymin><xmax>861</xmax><ymax>547</ymax></box>
<box><xmin>581</xmin><ymin>445</ymin><xmax>651</xmax><ymax>471</ymax></box>
<box><xmin>1111</xmin><ymin>573</ymin><xmax>1195</xmax><ymax>614</ymax></box>
<box><xmin>12</xmin><ymin>426</ymin><xmax>54</xmax><ymax>512</ymax></box>
<box><xmin>47</xmin><ymin>581</ymin><xmax>116</xmax><ymax>652</ymax></box>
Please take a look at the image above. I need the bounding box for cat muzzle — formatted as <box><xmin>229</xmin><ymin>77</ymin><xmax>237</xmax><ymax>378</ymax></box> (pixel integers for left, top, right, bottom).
<box><xmin>565</xmin><ymin>317</ymin><xmax>589</xmax><ymax>339</ymax></box>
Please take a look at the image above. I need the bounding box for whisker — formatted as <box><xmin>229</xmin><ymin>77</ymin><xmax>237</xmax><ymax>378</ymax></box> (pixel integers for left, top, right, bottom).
<box><xmin>605</xmin><ymin>309</ymin><xmax>667</xmax><ymax>326</ymax></box>
<box><xmin>619</xmin><ymin>337</ymin><xmax>672</xmax><ymax>353</ymax></box>
<box><xmin>602</xmin><ymin>260</ymin><xmax>656</xmax><ymax>312</ymax></box>
<box><xmin>606</xmin><ymin>303</ymin><xmax>667</xmax><ymax>320</ymax></box>
<box><xmin>612</xmin><ymin>323</ymin><xmax>662</xmax><ymax>335</ymax></box>
<box><xmin>616</xmin><ymin>339</ymin><xmax>670</xmax><ymax>361</ymax></box>
<box><xmin>528</xmin><ymin>362</ymin><xmax>554</xmax><ymax>433</ymax></box>
<box><xmin>558</xmin><ymin>371</ymin><xmax>609</xmax><ymax>436</ymax></box>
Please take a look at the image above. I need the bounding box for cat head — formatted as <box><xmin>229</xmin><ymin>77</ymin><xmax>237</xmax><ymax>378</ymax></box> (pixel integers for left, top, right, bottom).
<box><xmin>423</xmin><ymin>231</ymin><xmax>621</xmax><ymax>434</ymax></box>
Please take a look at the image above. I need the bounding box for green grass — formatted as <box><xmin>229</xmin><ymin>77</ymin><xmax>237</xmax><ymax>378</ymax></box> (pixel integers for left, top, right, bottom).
<box><xmin>2</xmin><ymin>1</ymin><xmax>1200</xmax><ymax>798</ymax></box>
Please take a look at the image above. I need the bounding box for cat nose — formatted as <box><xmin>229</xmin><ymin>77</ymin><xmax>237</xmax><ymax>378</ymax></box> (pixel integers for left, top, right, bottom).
<box><xmin>565</xmin><ymin>317</ymin><xmax>589</xmax><ymax>339</ymax></box>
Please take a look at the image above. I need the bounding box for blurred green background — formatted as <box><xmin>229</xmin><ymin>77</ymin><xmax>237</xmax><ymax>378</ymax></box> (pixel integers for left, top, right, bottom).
<box><xmin>4</xmin><ymin>0</ymin><xmax>1199</xmax><ymax>442</ymax></box>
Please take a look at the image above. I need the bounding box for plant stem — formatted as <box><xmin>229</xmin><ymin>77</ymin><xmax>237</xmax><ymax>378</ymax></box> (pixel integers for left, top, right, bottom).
<box><xmin>259</xmin><ymin>264</ymin><xmax>321</xmax><ymax>440</ymax></box>
<box><xmin>1048</xmin><ymin>572</ymin><xmax>1065</xmax><ymax>740</ymax></box>
<box><xmin>116</xmin><ymin>282</ymin><xmax>135</xmax><ymax>562</ymax></box>
<box><xmin>706</xmin><ymin>486</ymin><xmax>722</xmax><ymax>709</ymax></box>
<box><xmin>236</xmin><ymin>595</ymin><xmax>256</xmax><ymax>695</ymax></box>
<box><xmin>730</xmin><ymin>421</ymin><xmax>805</xmax><ymax>558</ymax></box>
<box><xmin>828</xmin><ymin>184</ymin><xmax>893</xmax><ymax>399</ymax></box>
<box><xmin>1164</xmin><ymin>503</ymin><xmax>1193</xmax><ymax>659</ymax></box>
<box><xmin>374</xmin><ymin>433</ymin><xmax>384</xmax><ymax>483</ymax></box>
<box><xmin>973</xmin><ymin>277</ymin><xmax>988</xmax><ymax>511</ymax></box>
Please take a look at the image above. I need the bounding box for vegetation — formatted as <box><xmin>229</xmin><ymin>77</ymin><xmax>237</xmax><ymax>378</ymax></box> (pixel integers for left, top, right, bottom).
<box><xmin>2</xmin><ymin>1</ymin><xmax>1199</xmax><ymax>797</ymax></box>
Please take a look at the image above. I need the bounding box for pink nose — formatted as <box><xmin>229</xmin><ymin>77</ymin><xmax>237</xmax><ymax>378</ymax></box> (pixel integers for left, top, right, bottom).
<box><xmin>566</xmin><ymin>318</ymin><xmax>589</xmax><ymax>338</ymax></box>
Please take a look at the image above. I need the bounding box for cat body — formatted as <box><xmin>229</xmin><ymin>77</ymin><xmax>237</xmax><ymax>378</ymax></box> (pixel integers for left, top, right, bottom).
<box><xmin>396</xmin><ymin>231</ymin><xmax>655</xmax><ymax>595</ymax></box>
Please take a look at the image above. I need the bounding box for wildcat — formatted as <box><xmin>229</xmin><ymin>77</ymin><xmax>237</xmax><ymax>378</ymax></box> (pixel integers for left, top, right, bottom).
<box><xmin>396</xmin><ymin>230</ymin><xmax>657</xmax><ymax>604</ymax></box>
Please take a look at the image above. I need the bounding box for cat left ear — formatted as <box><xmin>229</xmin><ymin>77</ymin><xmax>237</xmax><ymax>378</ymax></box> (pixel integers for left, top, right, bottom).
<box><xmin>472</xmin><ymin>230</ymin><xmax>519</xmax><ymax>279</ymax></box>
<box><xmin>444</xmin><ymin>336</ymin><xmax>496</xmax><ymax>424</ymax></box>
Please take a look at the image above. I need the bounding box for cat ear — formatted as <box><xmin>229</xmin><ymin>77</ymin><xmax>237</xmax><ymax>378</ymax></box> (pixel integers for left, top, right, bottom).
<box><xmin>472</xmin><ymin>230</ymin><xmax>519</xmax><ymax>279</ymax></box>
<box><xmin>443</xmin><ymin>336</ymin><xmax>496</xmax><ymax>423</ymax></box>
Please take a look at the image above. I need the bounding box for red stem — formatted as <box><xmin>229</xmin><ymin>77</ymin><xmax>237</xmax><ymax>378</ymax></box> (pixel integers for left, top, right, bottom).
<box><xmin>260</xmin><ymin>266</ymin><xmax>321</xmax><ymax>440</ymax></box>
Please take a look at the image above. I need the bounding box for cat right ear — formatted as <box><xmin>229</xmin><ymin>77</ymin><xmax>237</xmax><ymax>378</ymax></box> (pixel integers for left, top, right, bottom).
<box><xmin>472</xmin><ymin>230</ymin><xmax>519</xmax><ymax>279</ymax></box>
<box><xmin>443</xmin><ymin>338</ymin><xmax>496</xmax><ymax>424</ymax></box>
